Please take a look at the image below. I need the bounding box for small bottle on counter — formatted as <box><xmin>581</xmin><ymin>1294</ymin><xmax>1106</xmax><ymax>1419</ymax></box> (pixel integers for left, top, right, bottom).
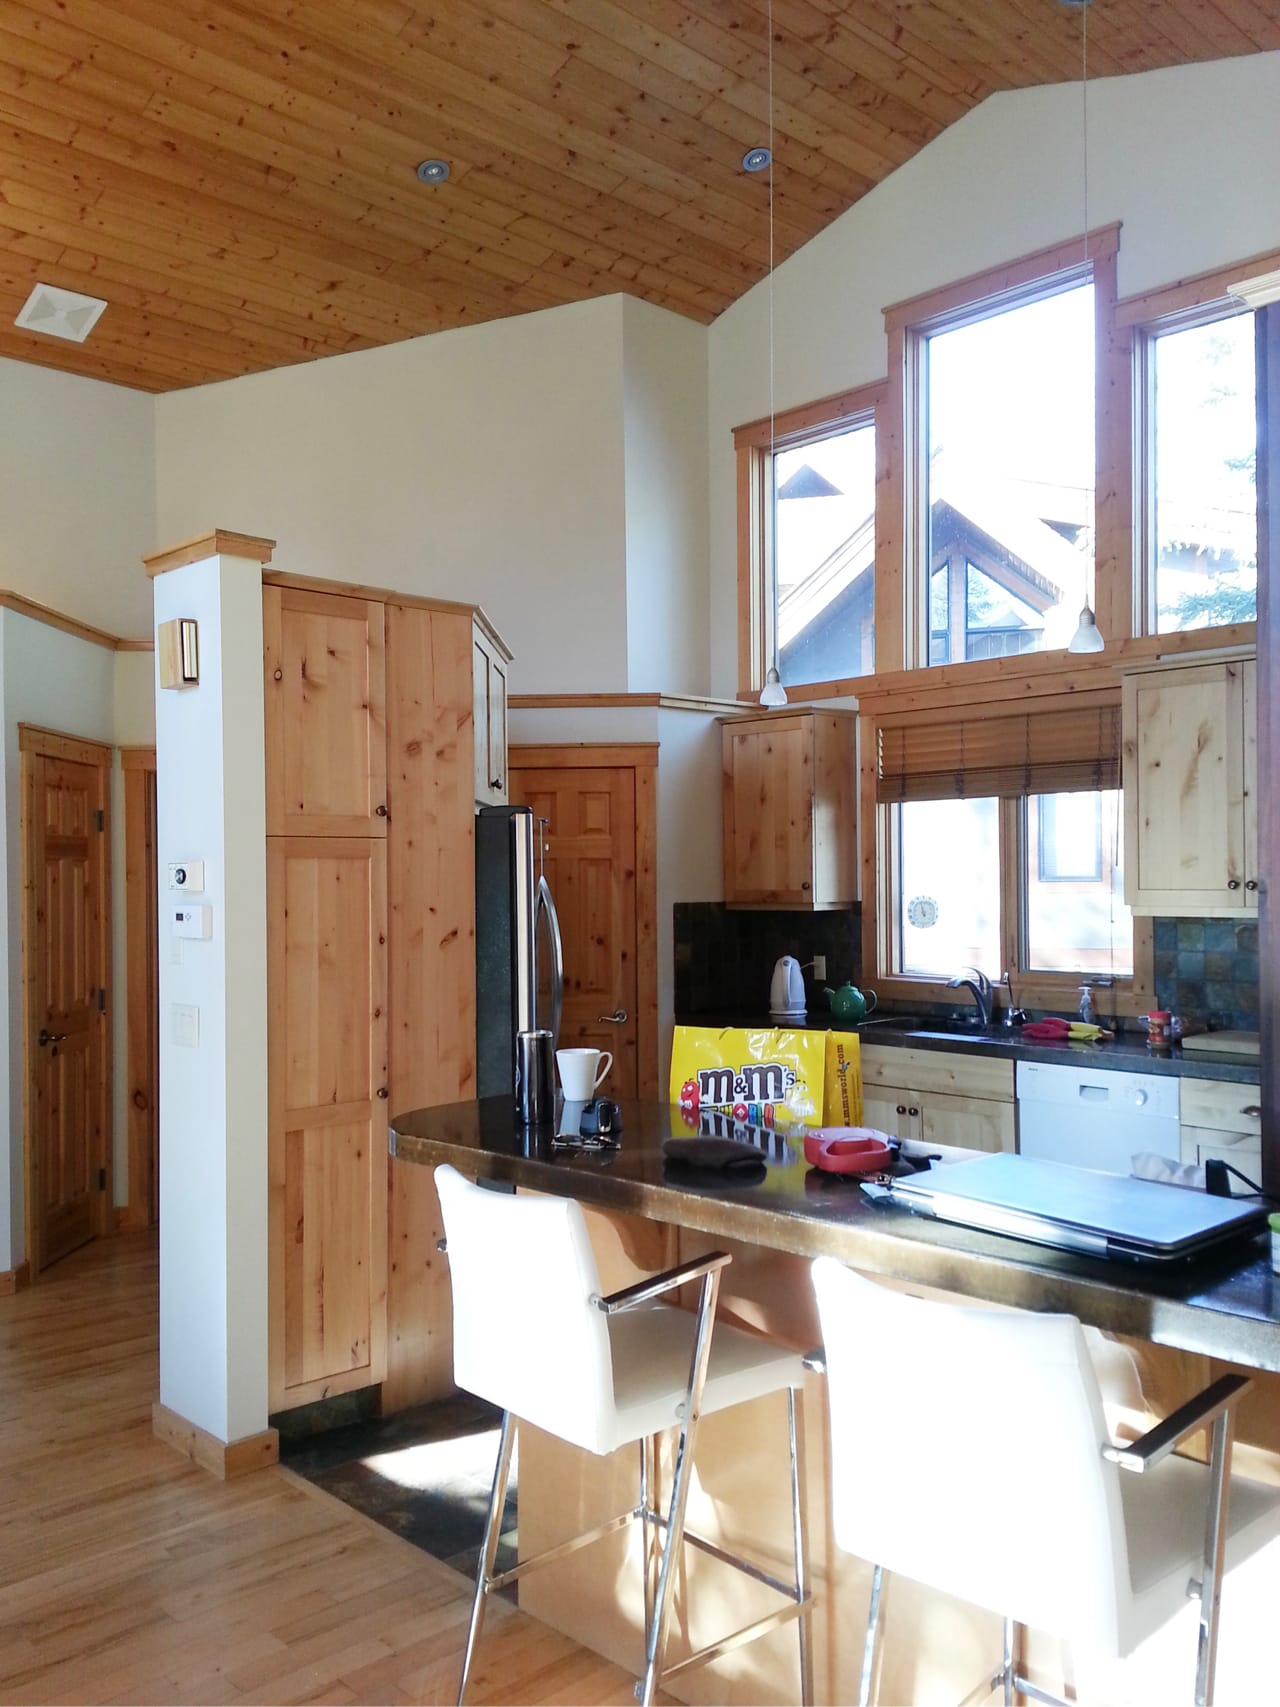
<box><xmin>1078</xmin><ymin>984</ymin><xmax>1097</xmax><ymax>1026</ymax></box>
<box><xmin>1270</xmin><ymin>1214</ymin><xmax>1280</xmax><ymax>1277</ymax></box>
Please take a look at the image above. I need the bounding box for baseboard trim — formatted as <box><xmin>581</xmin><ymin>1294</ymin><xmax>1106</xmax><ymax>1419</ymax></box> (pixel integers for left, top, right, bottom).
<box><xmin>152</xmin><ymin>1401</ymin><xmax>279</xmax><ymax>1480</ymax></box>
<box><xmin>0</xmin><ymin>1262</ymin><xmax>31</xmax><ymax>1295</ymax></box>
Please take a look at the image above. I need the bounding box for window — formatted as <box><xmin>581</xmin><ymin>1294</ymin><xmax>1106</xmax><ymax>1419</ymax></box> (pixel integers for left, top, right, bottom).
<box><xmin>923</xmin><ymin>283</ymin><xmax>1096</xmax><ymax>667</ymax></box>
<box><xmin>1144</xmin><ymin>308</ymin><xmax>1257</xmax><ymax>633</ymax></box>
<box><xmin>733</xmin><ymin>383</ymin><xmax>882</xmax><ymax>696</ymax></box>
<box><xmin>874</xmin><ymin>698</ymin><xmax>1138</xmax><ymax>1000</ymax></box>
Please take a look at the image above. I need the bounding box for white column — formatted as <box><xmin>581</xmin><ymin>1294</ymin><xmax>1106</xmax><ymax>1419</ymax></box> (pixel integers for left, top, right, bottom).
<box><xmin>150</xmin><ymin>532</ymin><xmax>271</xmax><ymax>1449</ymax></box>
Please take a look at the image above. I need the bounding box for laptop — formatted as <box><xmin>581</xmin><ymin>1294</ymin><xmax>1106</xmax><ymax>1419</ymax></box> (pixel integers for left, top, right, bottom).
<box><xmin>888</xmin><ymin>1152</ymin><xmax>1269</xmax><ymax>1265</ymax></box>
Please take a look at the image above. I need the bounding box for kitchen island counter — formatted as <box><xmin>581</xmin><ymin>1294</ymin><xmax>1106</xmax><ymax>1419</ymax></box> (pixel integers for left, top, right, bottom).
<box><xmin>391</xmin><ymin>1097</ymin><xmax>1280</xmax><ymax>1375</ymax></box>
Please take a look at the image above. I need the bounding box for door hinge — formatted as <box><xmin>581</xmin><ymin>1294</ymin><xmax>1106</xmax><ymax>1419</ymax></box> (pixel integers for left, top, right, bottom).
<box><xmin>97</xmin><ymin>1167</ymin><xmax>106</xmax><ymax>1190</ymax></box>
<box><xmin>96</xmin><ymin>809</ymin><xmax>104</xmax><ymax>832</ymax></box>
<box><xmin>97</xmin><ymin>987</ymin><xmax>106</xmax><ymax>1012</ymax></box>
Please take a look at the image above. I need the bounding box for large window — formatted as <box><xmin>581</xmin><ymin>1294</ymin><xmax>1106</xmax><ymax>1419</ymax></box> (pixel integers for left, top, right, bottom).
<box><xmin>1145</xmin><ymin>308</ymin><xmax>1257</xmax><ymax>633</ymax></box>
<box><xmin>923</xmin><ymin>282</ymin><xmax>1096</xmax><ymax>667</ymax></box>
<box><xmin>876</xmin><ymin>700</ymin><xmax>1136</xmax><ymax>1000</ymax></box>
<box><xmin>733</xmin><ymin>383</ymin><xmax>882</xmax><ymax>696</ymax></box>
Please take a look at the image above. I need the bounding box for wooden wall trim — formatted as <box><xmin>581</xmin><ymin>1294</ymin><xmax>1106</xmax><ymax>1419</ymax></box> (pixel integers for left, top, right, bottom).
<box><xmin>119</xmin><ymin>747</ymin><xmax>158</xmax><ymax>771</ymax></box>
<box><xmin>0</xmin><ymin>1262</ymin><xmax>31</xmax><ymax>1296</ymax></box>
<box><xmin>18</xmin><ymin>725</ymin><xmax>113</xmax><ymax>765</ymax></box>
<box><xmin>152</xmin><ymin>1402</ymin><xmax>279</xmax><ymax>1480</ymax></box>
<box><xmin>143</xmin><ymin>530</ymin><xmax>276</xmax><ymax>577</ymax></box>
<box><xmin>1116</xmin><ymin>244</ymin><xmax>1280</xmax><ymax>329</ymax></box>
<box><xmin>272</xmin><ymin>572</ymin><xmax>511</xmax><ymax>659</ymax></box>
<box><xmin>509</xmin><ymin>743</ymin><xmax>658</xmax><ymax>769</ymax></box>
<box><xmin>732</xmin><ymin>378</ymin><xmax>886</xmax><ymax>449</ymax></box>
<box><xmin>510</xmin><ymin>692</ymin><xmax>751</xmax><ymax>715</ymax></box>
<box><xmin>883</xmin><ymin>223</ymin><xmax>1121</xmax><ymax>334</ymax></box>
<box><xmin>0</xmin><ymin>589</ymin><xmax>149</xmax><ymax>652</ymax></box>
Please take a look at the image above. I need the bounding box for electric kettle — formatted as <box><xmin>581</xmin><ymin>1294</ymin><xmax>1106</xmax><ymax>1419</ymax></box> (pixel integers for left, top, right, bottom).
<box><xmin>769</xmin><ymin>955</ymin><xmax>806</xmax><ymax>1019</ymax></box>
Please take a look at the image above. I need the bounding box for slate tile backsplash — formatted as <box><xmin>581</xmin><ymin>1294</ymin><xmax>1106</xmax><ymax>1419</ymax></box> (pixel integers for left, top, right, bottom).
<box><xmin>1153</xmin><ymin>917</ymin><xmax>1258</xmax><ymax>1031</ymax></box>
<box><xmin>674</xmin><ymin>902</ymin><xmax>861</xmax><ymax>1018</ymax></box>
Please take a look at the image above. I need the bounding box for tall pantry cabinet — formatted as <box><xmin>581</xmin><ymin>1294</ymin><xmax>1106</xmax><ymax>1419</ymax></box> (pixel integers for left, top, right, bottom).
<box><xmin>263</xmin><ymin>576</ymin><xmax>510</xmax><ymax>1415</ymax></box>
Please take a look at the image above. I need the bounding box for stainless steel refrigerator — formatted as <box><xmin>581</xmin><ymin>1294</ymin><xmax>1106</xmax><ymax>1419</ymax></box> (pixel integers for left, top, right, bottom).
<box><xmin>475</xmin><ymin>804</ymin><xmax>564</xmax><ymax>1099</ymax></box>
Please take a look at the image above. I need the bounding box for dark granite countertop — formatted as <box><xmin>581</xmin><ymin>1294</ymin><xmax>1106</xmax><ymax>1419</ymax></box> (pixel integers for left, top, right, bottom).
<box><xmin>391</xmin><ymin>1097</ymin><xmax>1280</xmax><ymax>1374</ymax></box>
<box><xmin>674</xmin><ymin>1011</ymin><xmax>1261</xmax><ymax>1083</ymax></box>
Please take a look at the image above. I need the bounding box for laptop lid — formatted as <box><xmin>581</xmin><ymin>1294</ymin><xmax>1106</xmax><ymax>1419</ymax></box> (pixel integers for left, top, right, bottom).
<box><xmin>890</xmin><ymin>1153</ymin><xmax>1268</xmax><ymax>1264</ymax></box>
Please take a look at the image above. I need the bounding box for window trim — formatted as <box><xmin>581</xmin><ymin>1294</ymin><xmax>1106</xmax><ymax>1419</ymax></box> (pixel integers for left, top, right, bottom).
<box><xmin>733</xmin><ymin>380</ymin><xmax>885</xmax><ymax>698</ymax></box>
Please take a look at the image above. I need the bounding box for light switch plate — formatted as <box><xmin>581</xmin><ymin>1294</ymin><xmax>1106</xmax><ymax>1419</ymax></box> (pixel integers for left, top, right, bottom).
<box><xmin>171</xmin><ymin>904</ymin><xmax>212</xmax><ymax>940</ymax></box>
<box><xmin>171</xmin><ymin>1003</ymin><xmax>199</xmax><ymax>1048</ymax></box>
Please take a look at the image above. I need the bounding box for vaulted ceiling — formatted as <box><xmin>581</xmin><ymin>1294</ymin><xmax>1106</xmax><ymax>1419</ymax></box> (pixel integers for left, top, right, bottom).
<box><xmin>0</xmin><ymin>1</ymin><xmax>1275</xmax><ymax>392</ymax></box>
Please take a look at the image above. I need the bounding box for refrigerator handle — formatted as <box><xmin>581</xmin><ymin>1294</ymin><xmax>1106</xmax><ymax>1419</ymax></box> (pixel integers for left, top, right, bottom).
<box><xmin>538</xmin><ymin>873</ymin><xmax>564</xmax><ymax>1054</ymax></box>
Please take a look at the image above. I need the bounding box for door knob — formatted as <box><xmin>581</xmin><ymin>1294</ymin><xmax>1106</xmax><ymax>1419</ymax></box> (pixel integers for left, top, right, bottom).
<box><xmin>37</xmin><ymin>1028</ymin><xmax>68</xmax><ymax>1047</ymax></box>
<box><xmin>596</xmin><ymin>1008</ymin><xmax>628</xmax><ymax>1024</ymax></box>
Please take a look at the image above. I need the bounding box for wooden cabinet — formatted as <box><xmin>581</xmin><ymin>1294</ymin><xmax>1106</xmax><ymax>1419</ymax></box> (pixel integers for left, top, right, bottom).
<box><xmin>861</xmin><ymin>1044</ymin><xmax>1016</xmax><ymax>1153</ymax></box>
<box><xmin>264</xmin><ymin>586</ymin><xmax>388</xmax><ymax>836</ymax></box>
<box><xmin>721</xmin><ymin>709</ymin><xmax>856</xmax><ymax>907</ymax></box>
<box><xmin>473</xmin><ymin>623</ymin><xmax>510</xmax><ymax>805</ymax></box>
<box><xmin>1122</xmin><ymin>655</ymin><xmax>1257</xmax><ymax>916</ymax></box>
<box><xmin>267</xmin><ymin>838</ymin><xmax>388</xmax><ymax>1412</ymax></box>
<box><xmin>1179</xmin><ymin>1075</ymin><xmax>1262</xmax><ymax>1181</ymax></box>
<box><xmin>264</xmin><ymin>578</ymin><xmax>510</xmax><ymax>1414</ymax></box>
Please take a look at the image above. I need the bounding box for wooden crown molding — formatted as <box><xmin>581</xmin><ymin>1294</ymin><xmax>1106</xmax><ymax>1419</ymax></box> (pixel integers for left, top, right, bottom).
<box><xmin>509</xmin><ymin>691</ymin><xmax>753</xmax><ymax>715</ymax></box>
<box><xmin>0</xmin><ymin>589</ymin><xmax>150</xmax><ymax>652</ymax></box>
<box><xmin>144</xmin><ymin>530</ymin><xmax>277</xmax><ymax>578</ymax></box>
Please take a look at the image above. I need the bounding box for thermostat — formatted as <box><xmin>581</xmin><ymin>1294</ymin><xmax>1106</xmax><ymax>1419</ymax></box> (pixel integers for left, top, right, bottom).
<box><xmin>168</xmin><ymin>860</ymin><xmax>206</xmax><ymax>892</ymax></box>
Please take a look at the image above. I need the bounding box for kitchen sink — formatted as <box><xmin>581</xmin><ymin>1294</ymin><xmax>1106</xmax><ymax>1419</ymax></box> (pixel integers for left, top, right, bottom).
<box><xmin>857</xmin><ymin>1016</ymin><xmax>1011</xmax><ymax>1042</ymax></box>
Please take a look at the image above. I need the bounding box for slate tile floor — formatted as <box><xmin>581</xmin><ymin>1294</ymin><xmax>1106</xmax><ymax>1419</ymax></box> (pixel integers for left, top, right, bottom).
<box><xmin>281</xmin><ymin>1394</ymin><xmax>519</xmax><ymax>1590</ymax></box>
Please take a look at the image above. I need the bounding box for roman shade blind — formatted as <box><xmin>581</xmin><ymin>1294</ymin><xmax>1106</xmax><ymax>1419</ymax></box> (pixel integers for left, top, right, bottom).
<box><xmin>877</xmin><ymin>701</ymin><xmax>1121</xmax><ymax>802</ymax></box>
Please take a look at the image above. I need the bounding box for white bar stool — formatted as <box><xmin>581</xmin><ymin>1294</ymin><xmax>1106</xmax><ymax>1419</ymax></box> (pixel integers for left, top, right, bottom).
<box><xmin>435</xmin><ymin>1164</ymin><xmax>813</xmax><ymax>1707</ymax></box>
<box><xmin>810</xmin><ymin>1257</ymin><xmax>1280</xmax><ymax>1707</ymax></box>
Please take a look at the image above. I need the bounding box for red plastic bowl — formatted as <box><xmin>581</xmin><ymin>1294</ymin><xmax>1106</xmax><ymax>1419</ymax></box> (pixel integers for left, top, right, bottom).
<box><xmin>803</xmin><ymin>1129</ymin><xmax>893</xmax><ymax>1175</ymax></box>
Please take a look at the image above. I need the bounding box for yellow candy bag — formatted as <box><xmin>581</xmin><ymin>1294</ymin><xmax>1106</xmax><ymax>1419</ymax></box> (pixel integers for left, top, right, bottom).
<box><xmin>823</xmin><ymin>1031</ymin><xmax>864</xmax><ymax>1127</ymax></box>
<box><xmin>669</xmin><ymin>1025</ymin><xmax>826</xmax><ymax>1130</ymax></box>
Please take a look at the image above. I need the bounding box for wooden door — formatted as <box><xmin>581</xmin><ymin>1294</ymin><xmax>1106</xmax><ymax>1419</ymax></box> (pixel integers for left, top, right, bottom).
<box><xmin>267</xmin><ymin>837</ymin><xmax>388</xmax><ymax>1411</ymax></box>
<box><xmin>21</xmin><ymin>730</ymin><xmax>110</xmax><ymax>1275</ymax></box>
<box><xmin>122</xmin><ymin>749</ymin><xmax>159</xmax><ymax>1229</ymax></box>
<box><xmin>264</xmin><ymin>584</ymin><xmax>387</xmax><ymax>836</ymax></box>
<box><xmin>509</xmin><ymin>749</ymin><xmax>658</xmax><ymax>1100</ymax></box>
<box><xmin>722</xmin><ymin>716</ymin><xmax>815</xmax><ymax>905</ymax></box>
<box><xmin>1123</xmin><ymin>662</ymin><xmax>1248</xmax><ymax>913</ymax></box>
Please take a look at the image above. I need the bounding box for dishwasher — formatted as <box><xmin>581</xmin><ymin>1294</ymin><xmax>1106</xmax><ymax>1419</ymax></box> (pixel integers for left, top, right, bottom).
<box><xmin>1016</xmin><ymin>1060</ymin><xmax>1180</xmax><ymax>1175</ymax></box>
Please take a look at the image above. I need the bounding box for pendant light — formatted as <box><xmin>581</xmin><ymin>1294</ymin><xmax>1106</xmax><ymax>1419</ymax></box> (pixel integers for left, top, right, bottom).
<box><xmin>756</xmin><ymin>0</ymin><xmax>787</xmax><ymax>707</ymax></box>
<box><xmin>1063</xmin><ymin>0</ymin><xmax>1104</xmax><ymax>655</ymax></box>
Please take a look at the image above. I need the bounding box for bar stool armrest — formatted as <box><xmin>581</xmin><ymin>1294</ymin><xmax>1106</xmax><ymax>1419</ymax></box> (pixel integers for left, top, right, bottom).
<box><xmin>592</xmin><ymin>1251</ymin><xmax>731</xmax><ymax>1315</ymax></box>
<box><xmin>1101</xmin><ymin>1373</ymin><xmax>1252</xmax><ymax>1474</ymax></box>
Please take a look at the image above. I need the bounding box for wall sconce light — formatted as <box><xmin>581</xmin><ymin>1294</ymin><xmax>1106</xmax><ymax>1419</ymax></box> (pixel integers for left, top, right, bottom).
<box><xmin>158</xmin><ymin>617</ymin><xmax>199</xmax><ymax>688</ymax></box>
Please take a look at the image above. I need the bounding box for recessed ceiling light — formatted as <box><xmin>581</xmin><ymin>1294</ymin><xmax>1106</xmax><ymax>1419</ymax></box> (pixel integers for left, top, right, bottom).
<box><xmin>742</xmin><ymin>147</ymin><xmax>771</xmax><ymax>173</ymax></box>
<box><xmin>416</xmin><ymin>158</ymin><xmax>451</xmax><ymax>185</ymax></box>
<box><xmin>15</xmin><ymin>282</ymin><xmax>108</xmax><ymax>343</ymax></box>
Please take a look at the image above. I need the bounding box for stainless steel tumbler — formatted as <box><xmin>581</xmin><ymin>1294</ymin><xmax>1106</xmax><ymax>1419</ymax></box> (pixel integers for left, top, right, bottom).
<box><xmin>515</xmin><ymin>1028</ymin><xmax>555</xmax><ymax>1127</ymax></box>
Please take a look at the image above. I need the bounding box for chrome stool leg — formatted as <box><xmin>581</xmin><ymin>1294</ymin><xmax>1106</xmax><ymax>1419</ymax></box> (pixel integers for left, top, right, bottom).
<box><xmin>638</xmin><ymin>1434</ymin><xmax>657</xmax><ymax>1648</ymax></box>
<box><xmin>458</xmin><ymin>1409</ymin><xmax>516</xmax><ymax>1707</ymax></box>
<box><xmin>858</xmin><ymin>1564</ymin><xmax>885</xmax><ymax>1707</ymax></box>
<box><xmin>788</xmin><ymin>1387</ymin><xmax>813</xmax><ymax>1707</ymax></box>
<box><xmin>1001</xmin><ymin>1615</ymin><xmax>1015</xmax><ymax>1705</ymax></box>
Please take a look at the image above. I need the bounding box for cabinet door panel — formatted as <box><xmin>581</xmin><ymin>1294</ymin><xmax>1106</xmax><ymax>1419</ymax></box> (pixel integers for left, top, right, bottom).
<box><xmin>723</xmin><ymin>719</ymin><xmax>814</xmax><ymax>904</ymax></box>
<box><xmin>1242</xmin><ymin>656</ymin><xmax>1258</xmax><ymax>895</ymax></box>
<box><xmin>920</xmin><ymin>1094</ymin><xmax>1015</xmax><ymax>1154</ymax></box>
<box><xmin>268</xmin><ymin>838</ymin><xmax>387</xmax><ymax>1410</ymax></box>
<box><xmin>1123</xmin><ymin>663</ymin><xmax>1246</xmax><ymax>913</ymax></box>
<box><xmin>862</xmin><ymin>1089</ymin><xmax>914</xmax><ymax>1143</ymax></box>
<box><xmin>473</xmin><ymin>631</ymin><xmax>509</xmax><ymax>807</ymax></box>
<box><xmin>265</xmin><ymin>586</ymin><xmax>387</xmax><ymax>836</ymax></box>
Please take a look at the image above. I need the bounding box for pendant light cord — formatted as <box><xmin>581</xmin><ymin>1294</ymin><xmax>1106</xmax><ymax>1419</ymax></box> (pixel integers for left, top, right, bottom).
<box><xmin>1080</xmin><ymin>0</ymin><xmax>1089</xmax><ymax>262</ymax></box>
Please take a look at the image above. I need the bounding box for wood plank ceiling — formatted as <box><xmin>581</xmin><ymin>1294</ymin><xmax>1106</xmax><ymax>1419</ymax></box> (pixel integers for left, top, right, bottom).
<box><xmin>0</xmin><ymin>1</ymin><xmax>1275</xmax><ymax>393</ymax></box>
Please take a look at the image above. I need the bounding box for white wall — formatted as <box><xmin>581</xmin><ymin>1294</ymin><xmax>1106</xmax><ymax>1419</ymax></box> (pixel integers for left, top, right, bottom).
<box><xmin>621</xmin><ymin>298</ymin><xmax>710</xmax><ymax>695</ymax></box>
<box><xmin>0</xmin><ymin>358</ymin><xmax>155</xmax><ymax>638</ymax></box>
<box><xmin>154</xmin><ymin>555</ymin><xmax>268</xmax><ymax>1443</ymax></box>
<box><xmin>155</xmin><ymin>297</ymin><xmax>635</xmax><ymax>693</ymax></box>
<box><xmin>0</xmin><ymin>612</ymin><xmax>116</xmax><ymax>1269</ymax></box>
<box><xmin>706</xmin><ymin>50</ymin><xmax>1280</xmax><ymax>694</ymax></box>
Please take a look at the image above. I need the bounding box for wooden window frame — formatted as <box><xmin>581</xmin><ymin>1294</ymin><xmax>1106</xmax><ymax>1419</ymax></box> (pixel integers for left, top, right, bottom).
<box><xmin>860</xmin><ymin>684</ymin><xmax>1154</xmax><ymax>1017</ymax></box>
<box><xmin>733</xmin><ymin>381</ymin><xmax>884</xmax><ymax>699</ymax></box>
<box><xmin>1120</xmin><ymin>247</ymin><xmax>1280</xmax><ymax>641</ymax></box>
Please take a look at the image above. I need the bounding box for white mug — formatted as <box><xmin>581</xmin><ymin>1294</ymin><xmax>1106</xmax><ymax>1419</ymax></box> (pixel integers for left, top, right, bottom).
<box><xmin>557</xmin><ymin>1047</ymin><xmax>613</xmax><ymax>1101</ymax></box>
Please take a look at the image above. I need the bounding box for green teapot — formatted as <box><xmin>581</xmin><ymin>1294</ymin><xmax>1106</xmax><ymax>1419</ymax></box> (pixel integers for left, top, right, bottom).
<box><xmin>825</xmin><ymin>982</ymin><xmax>877</xmax><ymax>1022</ymax></box>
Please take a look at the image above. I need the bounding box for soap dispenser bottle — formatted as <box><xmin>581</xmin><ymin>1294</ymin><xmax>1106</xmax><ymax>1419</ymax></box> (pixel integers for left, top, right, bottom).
<box><xmin>1078</xmin><ymin>984</ymin><xmax>1097</xmax><ymax>1025</ymax></box>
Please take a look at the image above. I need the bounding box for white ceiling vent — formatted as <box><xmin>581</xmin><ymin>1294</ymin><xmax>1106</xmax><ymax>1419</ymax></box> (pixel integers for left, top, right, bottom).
<box><xmin>15</xmin><ymin>282</ymin><xmax>108</xmax><ymax>343</ymax></box>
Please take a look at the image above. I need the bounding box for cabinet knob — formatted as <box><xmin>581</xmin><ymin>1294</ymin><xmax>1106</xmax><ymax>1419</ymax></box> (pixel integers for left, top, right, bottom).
<box><xmin>377</xmin><ymin>1087</ymin><xmax>389</xmax><ymax>1099</ymax></box>
<box><xmin>896</xmin><ymin>1104</ymin><xmax>907</xmax><ymax>1116</ymax></box>
<box><xmin>1227</xmin><ymin>877</ymin><xmax>1241</xmax><ymax>890</ymax></box>
<box><xmin>490</xmin><ymin>777</ymin><xmax>503</xmax><ymax>791</ymax></box>
<box><xmin>800</xmin><ymin>880</ymin><xmax>811</xmax><ymax>891</ymax></box>
<box><xmin>908</xmin><ymin>1106</ymin><xmax>919</xmax><ymax>1118</ymax></box>
<box><xmin>1242</xmin><ymin>1105</ymin><xmax>1262</xmax><ymax>1119</ymax></box>
<box><xmin>1245</xmin><ymin>879</ymin><xmax>1258</xmax><ymax>892</ymax></box>
<box><xmin>375</xmin><ymin>803</ymin><xmax>389</xmax><ymax>818</ymax></box>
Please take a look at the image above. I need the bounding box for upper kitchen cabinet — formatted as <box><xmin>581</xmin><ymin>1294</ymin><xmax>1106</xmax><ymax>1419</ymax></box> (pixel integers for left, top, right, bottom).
<box><xmin>264</xmin><ymin>584</ymin><xmax>388</xmax><ymax>836</ymax></box>
<box><xmin>473</xmin><ymin>621</ymin><xmax>511</xmax><ymax>806</ymax></box>
<box><xmin>721</xmin><ymin>709</ymin><xmax>856</xmax><ymax>908</ymax></box>
<box><xmin>1122</xmin><ymin>654</ymin><xmax>1256</xmax><ymax>916</ymax></box>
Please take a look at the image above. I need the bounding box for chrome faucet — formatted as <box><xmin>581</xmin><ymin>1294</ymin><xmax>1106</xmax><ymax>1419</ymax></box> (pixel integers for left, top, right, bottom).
<box><xmin>948</xmin><ymin>967</ymin><xmax>993</xmax><ymax>1028</ymax></box>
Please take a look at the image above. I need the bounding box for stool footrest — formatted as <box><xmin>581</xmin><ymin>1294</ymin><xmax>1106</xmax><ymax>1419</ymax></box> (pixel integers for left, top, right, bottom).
<box><xmin>486</xmin><ymin>1508</ymin><xmax>637</xmax><ymax>1591</ymax></box>
<box><xmin>659</xmin><ymin>1599</ymin><xmax>812</xmax><ymax>1684</ymax></box>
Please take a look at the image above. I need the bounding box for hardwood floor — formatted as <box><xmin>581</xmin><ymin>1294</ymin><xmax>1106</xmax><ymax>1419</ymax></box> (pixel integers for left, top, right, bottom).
<box><xmin>0</xmin><ymin>1232</ymin><xmax>644</xmax><ymax>1706</ymax></box>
